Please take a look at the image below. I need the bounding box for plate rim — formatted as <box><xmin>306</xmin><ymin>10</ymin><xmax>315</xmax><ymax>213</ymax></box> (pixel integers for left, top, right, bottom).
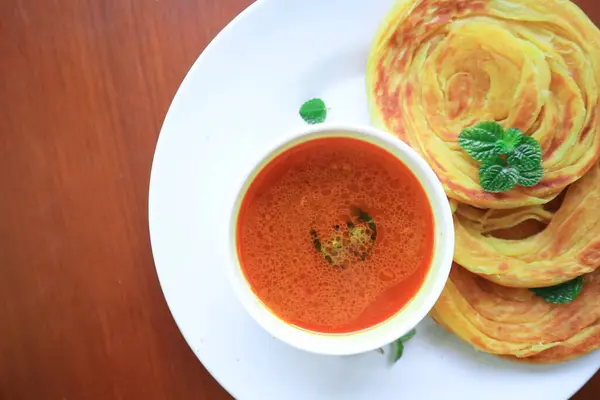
<box><xmin>148</xmin><ymin>0</ymin><xmax>266</xmax><ymax>397</ymax></box>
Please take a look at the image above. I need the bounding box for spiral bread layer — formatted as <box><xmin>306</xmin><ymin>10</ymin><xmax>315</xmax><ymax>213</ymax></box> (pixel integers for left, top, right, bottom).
<box><xmin>431</xmin><ymin>265</ymin><xmax>600</xmax><ymax>363</ymax></box>
<box><xmin>367</xmin><ymin>0</ymin><xmax>600</xmax><ymax>209</ymax></box>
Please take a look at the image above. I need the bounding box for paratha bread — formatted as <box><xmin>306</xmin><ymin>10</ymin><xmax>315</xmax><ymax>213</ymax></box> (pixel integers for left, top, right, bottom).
<box><xmin>453</xmin><ymin>161</ymin><xmax>600</xmax><ymax>288</ymax></box>
<box><xmin>430</xmin><ymin>264</ymin><xmax>600</xmax><ymax>363</ymax></box>
<box><xmin>367</xmin><ymin>0</ymin><xmax>600</xmax><ymax>209</ymax></box>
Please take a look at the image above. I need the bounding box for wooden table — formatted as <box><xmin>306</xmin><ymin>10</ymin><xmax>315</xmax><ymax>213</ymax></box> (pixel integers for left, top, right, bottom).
<box><xmin>0</xmin><ymin>0</ymin><xmax>598</xmax><ymax>398</ymax></box>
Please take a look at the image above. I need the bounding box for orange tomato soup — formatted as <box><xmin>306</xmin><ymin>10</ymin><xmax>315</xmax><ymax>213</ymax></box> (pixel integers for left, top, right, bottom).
<box><xmin>236</xmin><ymin>137</ymin><xmax>434</xmax><ymax>334</ymax></box>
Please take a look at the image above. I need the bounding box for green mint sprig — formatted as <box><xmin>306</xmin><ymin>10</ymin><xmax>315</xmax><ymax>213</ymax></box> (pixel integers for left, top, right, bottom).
<box><xmin>458</xmin><ymin>122</ymin><xmax>544</xmax><ymax>193</ymax></box>
<box><xmin>299</xmin><ymin>98</ymin><xmax>327</xmax><ymax>124</ymax></box>
<box><xmin>392</xmin><ymin>328</ymin><xmax>416</xmax><ymax>363</ymax></box>
<box><xmin>530</xmin><ymin>276</ymin><xmax>583</xmax><ymax>304</ymax></box>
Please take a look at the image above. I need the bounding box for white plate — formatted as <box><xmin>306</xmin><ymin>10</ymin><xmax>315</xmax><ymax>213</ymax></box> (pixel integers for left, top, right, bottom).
<box><xmin>148</xmin><ymin>0</ymin><xmax>600</xmax><ymax>399</ymax></box>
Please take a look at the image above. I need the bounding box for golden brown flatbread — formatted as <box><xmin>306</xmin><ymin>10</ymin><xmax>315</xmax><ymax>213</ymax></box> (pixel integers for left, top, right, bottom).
<box><xmin>430</xmin><ymin>265</ymin><xmax>600</xmax><ymax>363</ymax></box>
<box><xmin>366</xmin><ymin>0</ymin><xmax>600</xmax><ymax>209</ymax></box>
<box><xmin>453</xmin><ymin>161</ymin><xmax>600</xmax><ymax>288</ymax></box>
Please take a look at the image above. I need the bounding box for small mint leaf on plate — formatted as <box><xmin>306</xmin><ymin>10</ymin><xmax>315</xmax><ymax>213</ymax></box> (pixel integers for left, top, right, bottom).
<box><xmin>299</xmin><ymin>98</ymin><xmax>327</xmax><ymax>124</ymax></box>
<box><xmin>393</xmin><ymin>341</ymin><xmax>404</xmax><ymax>362</ymax></box>
<box><xmin>530</xmin><ymin>276</ymin><xmax>583</xmax><ymax>304</ymax></box>
<box><xmin>392</xmin><ymin>328</ymin><xmax>416</xmax><ymax>363</ymax></box>
<box><xmin>399</xmin><ymin>328</ymin><xmax>417</xmax><ymax>342</ymax></box>
<box><xmin>479</xmin><ymin>158</ymin><xmax>519</xmax><ymax>193</ymax></box>
<box><xmin>458</xmin><ymin>121</ymin><xmax>504</xmax><ymax>163</ymax></box>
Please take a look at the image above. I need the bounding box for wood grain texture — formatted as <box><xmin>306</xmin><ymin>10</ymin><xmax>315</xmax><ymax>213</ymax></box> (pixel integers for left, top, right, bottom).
<box><xmin>0</xmin><ymin>0</ymin><xmax>597</xmax><ymax>399</ymax></box>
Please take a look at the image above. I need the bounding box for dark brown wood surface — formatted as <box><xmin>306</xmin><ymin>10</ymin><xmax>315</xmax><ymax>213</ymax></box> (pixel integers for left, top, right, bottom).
<box><xmin>0</xmin><ymin>0</ymin><xmax>598</xmax><ymax>399</ymax></box>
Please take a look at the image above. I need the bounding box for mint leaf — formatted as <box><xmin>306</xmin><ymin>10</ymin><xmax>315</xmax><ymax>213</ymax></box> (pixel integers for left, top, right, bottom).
<box><xmin>530</xmin><ymin>276</ymin><xmax>583</xmax><ymax>304</ymax></box>
<box><xmin>459</xmin><ymin>121</ymin><xmax>545</xmax><ymax>193</ymax></box>
<box><xmin>521</xmin><ymin>135</ymin><xmax>542</xmax><ymax>149</ymax></box>
<box><xmin>299</xmin><ymin>98</ymin><xmax>327</xmax><ymax>124</ymax></box>
<box><xmin>399</xmin><ymin>328</ymin><xmax>417</xmax><ymax>342</ymax></box>
<box><xmin>495</xmin><ymin>128</ymin><xmax>523</xmax><ymax>154</ymax></box>
<box><xmin>507</xmin><ymin>135</ymin><xmax>542</xmax><ymax>172</ymax></box>
<box><xmin>458</xmin><ymin>121</ymin><xmax>504</xmax><ymax>163</ymax></box>
<box><xmin>517</xmin><ymin>166</ymin><xmax>544</xmax><ymax>187</ymax></box>
<box><xmin>392</xmin><ymin>328</ymin><xmax>416</xmax><ymax>363</ymax></box>
<box><xmin>479</xmin><ymin>158</ymin><xmax>519</xmax><ymax>193</ymax></box>
<box><xmin>393</xmin><ymin>341</ymin><xmax>404</xmax><ymax>362</ymax></box>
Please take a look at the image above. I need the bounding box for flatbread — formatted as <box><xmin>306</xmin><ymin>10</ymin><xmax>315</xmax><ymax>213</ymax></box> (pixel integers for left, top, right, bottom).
<box><xmin>454</xmin><ymin>161</ymin><xmax>600</xmax><ymax>288</ymax></box>
<box><xmin>430</xmin><ymin>264</ymin><xmax>600</xmax><ymax>363</ymax></box>
<box><xmin>366</xmin><ymin>0</ymin><xmax>600</xmax><ymax>209</ymax></box>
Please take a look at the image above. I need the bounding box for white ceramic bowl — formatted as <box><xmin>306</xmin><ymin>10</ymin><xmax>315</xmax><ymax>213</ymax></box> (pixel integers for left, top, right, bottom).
<box><xmin>227</xmin><ymin>123</ymin><xmax>454</xmax><ymax>356</ymax></box>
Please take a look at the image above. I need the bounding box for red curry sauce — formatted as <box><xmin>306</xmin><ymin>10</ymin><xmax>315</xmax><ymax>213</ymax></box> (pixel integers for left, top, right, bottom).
<box><xmin>236</xmin><ymin>137</ymin><xmax>434</xmax><ymax>334</ymax></box>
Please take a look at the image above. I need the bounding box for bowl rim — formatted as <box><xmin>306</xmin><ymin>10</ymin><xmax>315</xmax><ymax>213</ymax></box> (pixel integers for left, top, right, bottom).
<box><xmin>227</xmin><ymin>122</ymin><xmax>455</xmax><ymax>355</ymax></box>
